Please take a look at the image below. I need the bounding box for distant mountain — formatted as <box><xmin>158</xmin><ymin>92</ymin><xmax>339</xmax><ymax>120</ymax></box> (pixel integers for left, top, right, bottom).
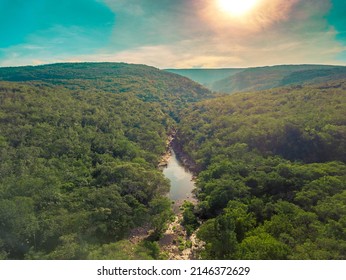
<box><xmin>213</xmin><ymin>65</ymin><xmax>346</xmax><ymax>93</ymax></box>
<box><xmin>165</xmin><ymin>68</ymin><xmax>243</xmax><ymax>87</ymax></box>
<box><xmin>166</xmin><ymin>65</ymin><xmax>346</xmax><ymax>94</ymax></box>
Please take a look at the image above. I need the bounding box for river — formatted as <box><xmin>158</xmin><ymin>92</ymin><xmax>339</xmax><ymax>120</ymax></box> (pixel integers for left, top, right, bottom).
<box><xmin>162</xmin><ymin>149</ymin><xmax>196</xmax><ymax>213</ymax></box>
<box><xmin>160</xmin><ymin>148</ymin><xmax>201</xmax><ymax>259</ymax></box>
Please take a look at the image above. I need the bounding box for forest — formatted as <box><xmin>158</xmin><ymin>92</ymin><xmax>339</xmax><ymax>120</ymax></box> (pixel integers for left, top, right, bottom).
<box><xmin>0</xmin><ymin>63</ymin><xmax>212</xmax><ymax>259</ymax></box>
<box><xmin>0</xmin><ymin>63</ymin><xmax>345</xmax><ymax>260</ymax></box>
<box><xmin>177</xmin><ymin>80</ymin><xmax>346</xmax><ymax>259</ymax></box>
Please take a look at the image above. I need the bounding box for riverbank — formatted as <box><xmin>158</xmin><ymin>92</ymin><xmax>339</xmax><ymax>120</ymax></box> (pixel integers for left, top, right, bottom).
<box><xmin>158</xmin><ymin>131</ymin><xmax>199</xmax><ymax>175</ymax></box>
<box><xmin>171</xmin><ymin>136</ymin><xmax>200</xmax><ymax>175</ymax></box>
<box><xmin>158</xmin><ymin>134</ymin><xmax>174</xmax><ymax>168</ymax></box>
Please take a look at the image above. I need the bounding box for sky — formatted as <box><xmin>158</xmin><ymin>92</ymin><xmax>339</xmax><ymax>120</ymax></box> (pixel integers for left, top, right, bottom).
<box><xmin>0</xmin><ymin>0</ymin><xmax>346</xmax><ymax>68</ymax></box>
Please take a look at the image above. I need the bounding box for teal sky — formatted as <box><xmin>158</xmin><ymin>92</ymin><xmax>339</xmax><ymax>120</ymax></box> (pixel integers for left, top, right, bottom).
<box><xmin>0</xmin><ymin>0</ymin><xmax>345</xmax><ymax>68</ymax></box>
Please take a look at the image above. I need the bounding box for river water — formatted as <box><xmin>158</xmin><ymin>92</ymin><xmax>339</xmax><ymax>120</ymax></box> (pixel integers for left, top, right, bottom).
<box><xmin>163</xmin><ymin>149</ymin><xmax>196</xmax><ymax>212</ymax></box>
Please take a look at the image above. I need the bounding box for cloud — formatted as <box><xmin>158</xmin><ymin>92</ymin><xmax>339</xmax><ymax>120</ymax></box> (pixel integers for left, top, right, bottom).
<box><xmin>179</xmin><ymin>0</ymin><xmax>346</xmax><ymax>67</ymax></box>
<box><xmin>66</xmin><ymin>43</ymin><xmax>243</xmax><ymax>69</ymax></box>
<box><xmin>66</xmin><ymin>23</ymin><xmax>345</xmax><ymax>69</ymax></box>
<box><xmin>1</xmin><ymin>0</ymin><xmax>345</xmax><ymax>68</ymax></box>
<box><xmin>102</xmin><ymin>0</ymin><xmax>145</xmax><ymax>15</ymax></box>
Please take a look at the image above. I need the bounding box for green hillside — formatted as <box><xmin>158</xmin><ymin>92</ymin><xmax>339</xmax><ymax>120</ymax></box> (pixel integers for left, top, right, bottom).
<box><xmin>176</xmin><ymin>80</ymin><xmax>346</xmax><ymax>259</ymax></box>
<box><xmin>0</xmin><ymin>63</ymin><xmax>214</xmax><ymax>260</ymax></box>
<box><xmin>166</xmin><ymin>65</ymin><xmax>346</xmax><ymax>94</ymax></box>
<box><xmin>212</xmin><ymin>65</ymin><xmax>346</xmax><ymax>93</ymax></box>
<box><xmin>0</xmin><ymin>63</ymin><xmax>213</xmax><ymax>120</ymax></box>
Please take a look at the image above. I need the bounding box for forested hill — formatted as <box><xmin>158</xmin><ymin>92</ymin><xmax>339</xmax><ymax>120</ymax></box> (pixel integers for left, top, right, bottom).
<box><xmin>0</xmin><ymin>63</ymin><xmax>214</xmax><ymax>119</ymax></box>
<box><xmin>177</xmin><ymin>80</ymin><xmax>346</xmax><ymax>259</ymax></box>
<box><xmin>167</xmin><ymin>65</ymin><xmax>346</xmax><ymax>94</ymax></box>
<box><xmin>0</xmin><ymin>63</ymin><xmax>214</xmax><ymax>260</ymax></box>
<box><xmin>212</xmin><ymin>65</ymin><xmax>346</xmax><ymax>94</ymax></box>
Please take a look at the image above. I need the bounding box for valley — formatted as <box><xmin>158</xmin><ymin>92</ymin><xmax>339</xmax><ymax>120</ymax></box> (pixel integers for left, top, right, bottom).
<box><xmin>0</xmin><ymin>62</ymin><xmax>345</xmax><ymax>260</ymax></box>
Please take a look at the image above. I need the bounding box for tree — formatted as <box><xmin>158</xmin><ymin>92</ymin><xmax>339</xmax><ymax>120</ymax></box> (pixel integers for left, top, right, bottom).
<box><xmin>238</xmin><ymin>233</ymin><xmax>290</xmax><ymax>260</ymax></box>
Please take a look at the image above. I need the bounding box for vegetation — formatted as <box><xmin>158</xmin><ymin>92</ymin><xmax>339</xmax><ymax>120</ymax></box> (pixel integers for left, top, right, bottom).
<box><xmin>1</xmin><ymin>62</ymin><xmax>345</xmax><ymax>260</ymax></box>
<box><xmin>181</xmin><ymin>201</ymin><xmax>199</xmax><ymax>236</ymax></box>
<box><xmin>212</xmin><ymin>65</ymin><xmax>346</xmax><ymax>94</ymax></box>
<box><xmin>0</xmin><ymin>63</ymin><xmax>213</xmax><ymax>259</ymax></box>
<box><xmin>168</xmin><ymin>65</ymin><xmax>346</xmax><ymax>94</ymax></box>
<box><xmin>0</xmin><ymin>63</ymin><xmax>213</xmax><ymax>120</ymax></box>
<box><xmin>176</xmin><ymin>80</ymin><xmax>346</xmax><ymax>259</ymax></box>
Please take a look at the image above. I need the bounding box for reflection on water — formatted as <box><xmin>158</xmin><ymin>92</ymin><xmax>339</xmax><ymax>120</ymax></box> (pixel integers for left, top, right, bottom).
<box><xmin>163</xmin><ymin>149</ymin><xmax>195</xmax><ymax>204</ymax></box>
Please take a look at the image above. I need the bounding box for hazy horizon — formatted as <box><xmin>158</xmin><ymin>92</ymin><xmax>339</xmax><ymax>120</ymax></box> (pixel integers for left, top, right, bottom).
<box><xmin>1</xmin><ymin>61</ymin><xmax>346</xmax><ymax>71</ymax></box>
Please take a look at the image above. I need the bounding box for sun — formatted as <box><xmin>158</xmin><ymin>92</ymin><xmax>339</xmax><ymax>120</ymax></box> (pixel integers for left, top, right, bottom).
<box><xmin>217</xmin><ymin>0</ymin><xmax>259</xmax><ymax>16</ymax></box>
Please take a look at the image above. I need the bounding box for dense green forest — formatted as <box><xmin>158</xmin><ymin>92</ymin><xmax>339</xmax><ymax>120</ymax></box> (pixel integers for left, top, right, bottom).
<box><xmin>0</xmin><ymin>63</ymin><xmax>213</xmax><ymax>259</ymax></box>
<box><xmin>177</xmin><ymin>80</ymin><xmax>346</xmax><ymax>259</ymax></box>
<box><xmin>0</xmin><ymin>63</ymin><xmax>214</xmax><ymax>120</ymax></box>
<box><xmin>1</xmin><ymin>62</ymin><xmax>345</xmax><ymax>260</ymax></box>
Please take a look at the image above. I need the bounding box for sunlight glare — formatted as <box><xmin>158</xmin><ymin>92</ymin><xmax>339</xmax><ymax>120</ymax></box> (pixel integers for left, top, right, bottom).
<box><xmin>217</xmin><ymin>0</ymin><xmax>259</xmax><ymax>16</ymax></box>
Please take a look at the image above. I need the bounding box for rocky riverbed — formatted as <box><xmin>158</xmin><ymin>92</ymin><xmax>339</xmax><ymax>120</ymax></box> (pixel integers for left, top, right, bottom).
<box><xmin>159</xmin><ymin>214</ymin><xmax>204</xmax><ymax>260</ymax></box>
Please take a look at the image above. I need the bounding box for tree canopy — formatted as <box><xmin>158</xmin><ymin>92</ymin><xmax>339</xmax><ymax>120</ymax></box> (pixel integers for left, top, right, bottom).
<box><xmin>0</xmin><ymin>63</ymin><xmax>213</xmax><ymax>259</ymax></box>
<box><xmin>177</xmin><ymin>80</ymin><xmax>346</xmax><ymax>259</ymax></box>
